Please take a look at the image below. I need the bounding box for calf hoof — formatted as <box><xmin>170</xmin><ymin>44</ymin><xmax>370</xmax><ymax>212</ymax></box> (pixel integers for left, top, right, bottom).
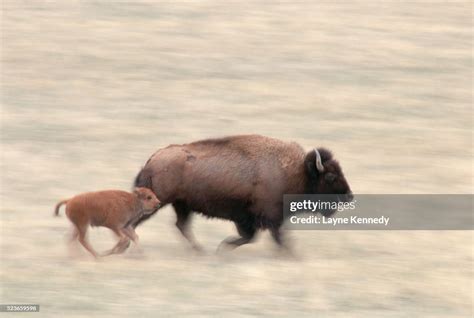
<box><xmin>100</xmin><ymin>249</ymin><xmax>114</xmax><ymax>257</ymax></box>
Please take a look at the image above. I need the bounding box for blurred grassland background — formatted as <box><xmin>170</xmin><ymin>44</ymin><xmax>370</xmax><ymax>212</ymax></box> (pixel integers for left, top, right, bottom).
<box><xmin>1</xmin><ymin>1</ymin><xmax>472</xmax><ymax>317</ymax></box>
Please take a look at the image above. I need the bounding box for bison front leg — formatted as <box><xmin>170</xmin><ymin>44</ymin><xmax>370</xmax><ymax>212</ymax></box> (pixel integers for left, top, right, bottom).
<box><xmin>270</xmin><ymin>226</ymin><xmax>295</xmax><ymax>257</ymax></box>
<box><xmin>173</xmin><ymin>201</ymin><xmax>202</xmax><ymax>251</ymax></box>
<box><xmin>270</xmin><ymin>227</ymin><xmax>289</xmax><ymax>248</ymax></box>
<box><xmin>217</xmin><ymin>217</ymin><xmax>256</xmax><ymax>252</ymax></box>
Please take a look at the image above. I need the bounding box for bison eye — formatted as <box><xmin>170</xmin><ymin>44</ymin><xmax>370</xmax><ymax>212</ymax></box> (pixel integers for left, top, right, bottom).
<box><xmin>325</xmin><ymin>173</ymin><xmax>337</xmax><ymax>183</ymax></box>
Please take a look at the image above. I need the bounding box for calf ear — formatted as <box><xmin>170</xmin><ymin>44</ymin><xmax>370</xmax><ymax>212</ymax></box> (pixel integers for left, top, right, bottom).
<box><xmin>133</xmin><ymin>189</ymin><xmax>140</xmax><ymax>196</ymax></box>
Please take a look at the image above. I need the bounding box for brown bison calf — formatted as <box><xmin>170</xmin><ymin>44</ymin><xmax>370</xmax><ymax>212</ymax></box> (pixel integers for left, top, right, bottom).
<box><xmin>54</xmin><ymin>188</ymin><xmax>161</xmax><ymax>258</ymax></box>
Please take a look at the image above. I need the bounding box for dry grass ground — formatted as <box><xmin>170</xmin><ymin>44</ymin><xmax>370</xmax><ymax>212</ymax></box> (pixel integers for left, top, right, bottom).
<box><xmin>1</xmin><ymin>1</ymin><xmax>472</xmax><ymax>317</ymax></box>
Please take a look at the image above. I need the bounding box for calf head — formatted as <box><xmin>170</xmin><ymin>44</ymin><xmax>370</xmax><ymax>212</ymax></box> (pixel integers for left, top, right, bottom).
<box><xmin>134</xmin><ymin>187</ymin><xmax>161</xmax><ymax>214</ymax></box>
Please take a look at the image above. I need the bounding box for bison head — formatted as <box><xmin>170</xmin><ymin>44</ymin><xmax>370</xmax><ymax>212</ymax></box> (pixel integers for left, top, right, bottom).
<box><xmin>304</xmin><ymin>148</ymin><xmax>353</xmax><ymax>216</ymax></box>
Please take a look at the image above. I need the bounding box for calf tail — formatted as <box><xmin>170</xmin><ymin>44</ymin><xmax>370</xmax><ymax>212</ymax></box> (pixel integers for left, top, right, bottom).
<box><xmin>54</xmin><ymin>199</ymin><xmax>68</xmax><ymax>216</ymax></box>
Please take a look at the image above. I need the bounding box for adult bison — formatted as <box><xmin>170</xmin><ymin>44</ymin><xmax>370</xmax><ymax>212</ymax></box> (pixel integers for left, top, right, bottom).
<box><xmin>133</xmin><ymin>134</ymin><xmax>352</xmax><ymax>250</ymax></box>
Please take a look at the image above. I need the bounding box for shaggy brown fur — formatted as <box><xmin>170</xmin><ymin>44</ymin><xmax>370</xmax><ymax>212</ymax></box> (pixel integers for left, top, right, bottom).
<box><xmin>134</xmin><ymin>134</ymin><xmax>352</xmax><ymax>251</ymax></box>
<box><xmin>55</xmin><ymin>188</ymin><xmax>161</xmax><ymax>258</ymax></box>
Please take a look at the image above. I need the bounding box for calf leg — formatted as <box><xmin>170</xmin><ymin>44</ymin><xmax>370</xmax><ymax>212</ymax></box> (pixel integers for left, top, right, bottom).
<box><xmin>173</xmin><ymin>201</ymin><xmax>202</xmax><ymax>251</ymax></box>
<box><xmin>67</xmin><ymin>227</ymin><xmax>81</xmax><ymax>258</ymax></box>
<box><xmin>122</xmin><ymin>226</ymin><xmax>142</xmax><ymax>253</ymax></box>
<box><xmin>76</xmin><ymin>225</ymin><xmax>98</xmax><ymax>258</ymax></box>
<box><xmin>102</xmin><ymin>228</ymin><xmax>130</xmax><ymax>256</ymax></box>
<box><xmin>218</xmin><ymin>217</ymin><xmax>256</xmax><ymax>252</ymax></box>
<box><xmin>69</xmin><ymin>227</ymin><xmax>79</xmax><ymax>243</ymax></box>
<box><xmin>123</xmin><ymin>226</ymin><xmax>139</xmax><ymax>245</ymax></box>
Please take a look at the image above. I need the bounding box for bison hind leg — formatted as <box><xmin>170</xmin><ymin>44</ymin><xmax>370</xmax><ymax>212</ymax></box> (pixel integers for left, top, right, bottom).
<box><xmin>217</xmin><ymin>216</ymin><xmax>257</xmax><ymax>252</ymax></box>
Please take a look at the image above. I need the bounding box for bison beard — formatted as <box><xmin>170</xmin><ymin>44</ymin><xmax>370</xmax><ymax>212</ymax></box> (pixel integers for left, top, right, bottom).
<box><xmin>133</xmin><ymin>134</ymin><xmax>352</xmax><ymax>251</ymax></box>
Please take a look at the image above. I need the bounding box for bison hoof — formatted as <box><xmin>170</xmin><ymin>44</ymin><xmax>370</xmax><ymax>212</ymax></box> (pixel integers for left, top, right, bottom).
<box><xmin>190</xmin><ymin>244</ymin><xmax>204</xmax><ymax>254</ymax></box>
<box><xmin>216</xmin><ymin>236</ymin><xmax>244</xmax><ymax>254</ymax></box>
<box><xmin>216</xmin><ymin>242</ymin><xmax>231</xmax><ymax>254</ymax></box>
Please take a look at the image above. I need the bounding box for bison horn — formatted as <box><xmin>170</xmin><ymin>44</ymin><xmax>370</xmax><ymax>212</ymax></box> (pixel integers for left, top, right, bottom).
<box><xmin>314</xmin><ymin>149</ymin><xmax>325</xmax><ymax>173</ymax></box>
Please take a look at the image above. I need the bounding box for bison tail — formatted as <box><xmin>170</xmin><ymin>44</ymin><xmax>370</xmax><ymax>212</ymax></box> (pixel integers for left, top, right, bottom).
<box><xmin>54</xmin><ymin>199</ymin><xmax>68</xmax><ymax>216</ymax></box>
<box><xmin>133</xmin><ymin>168</ymin><xmax>153</xmax><ymax>190</ymax></box>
